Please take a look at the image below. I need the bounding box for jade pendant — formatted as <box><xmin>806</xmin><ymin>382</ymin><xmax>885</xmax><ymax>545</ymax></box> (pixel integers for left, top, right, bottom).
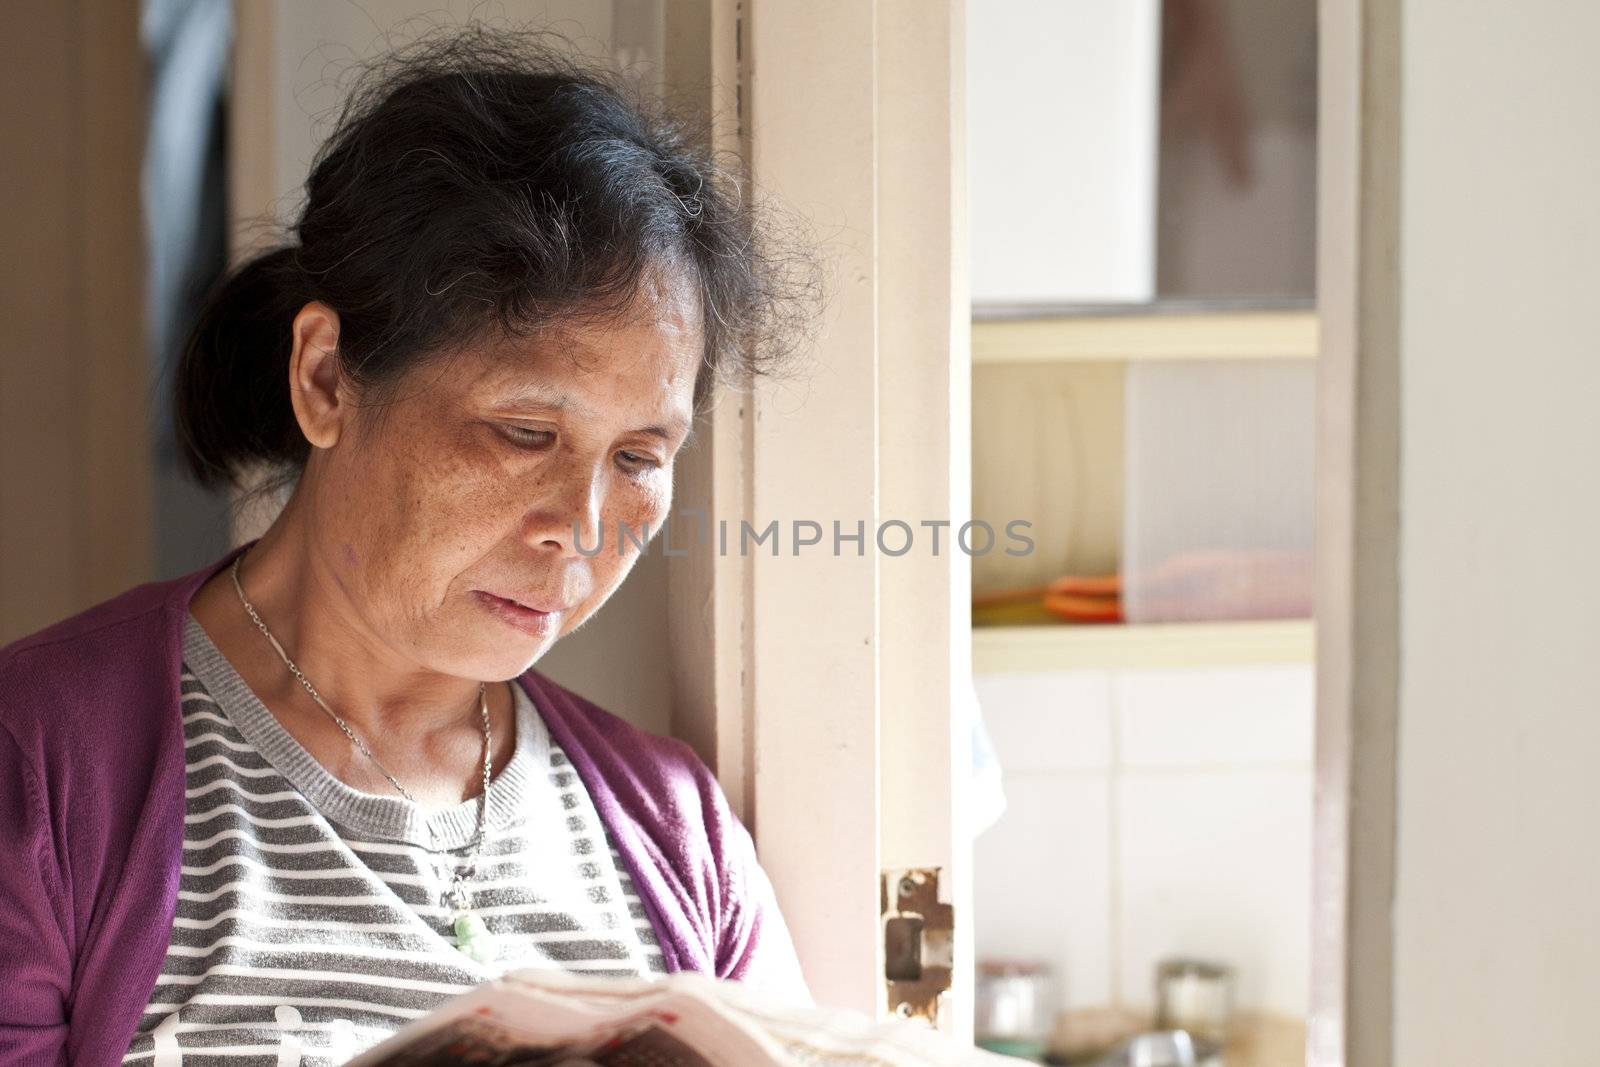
<box><xmin>453</xmin><ymin>910</ymin><xmax>496</xmax><ymax>963</ymax></box>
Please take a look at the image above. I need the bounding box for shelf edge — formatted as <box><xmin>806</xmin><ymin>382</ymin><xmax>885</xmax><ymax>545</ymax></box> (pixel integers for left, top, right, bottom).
<box><xmin>972</xmin><ymin>309</ymin><xmax>1319</xmax><ymax>365</ymax></box>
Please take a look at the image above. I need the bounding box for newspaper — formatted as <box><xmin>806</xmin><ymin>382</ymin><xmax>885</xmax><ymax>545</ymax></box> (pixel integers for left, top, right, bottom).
<box><xmin>343</xmin><ymin>968</ymin><xmax>1013</xmax><ymax>1067</ymax></box>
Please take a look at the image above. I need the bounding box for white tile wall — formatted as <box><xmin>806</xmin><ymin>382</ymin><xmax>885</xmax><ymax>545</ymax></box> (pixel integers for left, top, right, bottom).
<box><xmin>976</xmin><ymin>671</ymin><xmax>1114</xmax><ymax>773</ymax></box>
<box><xmin>1119</xmin><ymin>665</ymin><xmax>1314</xmax><ymax>769</ymax></box>
<box><xmin>974</xmin><ymin>775</ymin><xmax>1114</xmax><ymax>1008</ymax></box>
<box><xmin>973</xmin><ymin>664</ymin><xmax>1314</xmax><ymax>1019</ymax></box>
<box><xmin>1117</xmin><ymin>767</ymin><xmax>1312</xmax><ymax>1014</ymax></box>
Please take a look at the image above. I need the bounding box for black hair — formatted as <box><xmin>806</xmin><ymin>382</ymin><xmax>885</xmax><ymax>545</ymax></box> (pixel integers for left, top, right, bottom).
<box><xmin>175</xmin><ymin>24</ymin><xmax>815</xmax><ymax>491</ymax></box>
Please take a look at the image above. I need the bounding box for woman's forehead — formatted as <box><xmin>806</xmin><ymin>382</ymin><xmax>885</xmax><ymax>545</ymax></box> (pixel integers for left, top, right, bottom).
<box><xmin>476</xmin><ymin>312</ymin><xmax>700</xmax><ymax>391</ymax></box>
<box><xmin>479</xmin><ymin>268</ymin><xmax>701</xmax><ymax>375</ymax></box>
<box><xmin>436</xmin><ymin>314</ymin><xmax>696</xmax><ymax>433</ymax></box>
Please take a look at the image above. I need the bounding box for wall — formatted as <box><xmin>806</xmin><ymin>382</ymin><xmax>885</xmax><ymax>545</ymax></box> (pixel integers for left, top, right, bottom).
<box><xmin>966</xmin><ymin>0</ymin><xmax>1160</xmax><ymax>305</ymax></box>
<box><xmin>1392</xmin><ymin>2</ymin><xmax>1600</xmax><ymax>1063</ymax></box>
<box><xmin>0</xmin><ymin>1</ymin><xmax>151</xmax><ymax>644</ymax></box>
<box><xmin>974</xmin><ymin>662</ymin><xmax>1313</xmax><ymax>1018</ymax></box>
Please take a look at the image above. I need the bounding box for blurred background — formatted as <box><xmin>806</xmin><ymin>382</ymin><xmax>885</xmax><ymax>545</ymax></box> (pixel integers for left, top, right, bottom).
<box><xmin>966</xmin><ymin>2</ymin><xmax>1315</xmax><ymax>1062</ymax></box>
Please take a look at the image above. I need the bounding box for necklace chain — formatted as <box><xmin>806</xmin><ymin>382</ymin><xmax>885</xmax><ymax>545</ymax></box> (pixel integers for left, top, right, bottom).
<box><xmin>230</xmin><ymin>553</ymin><xmax>493</xmax><ymax>911</ymax></box>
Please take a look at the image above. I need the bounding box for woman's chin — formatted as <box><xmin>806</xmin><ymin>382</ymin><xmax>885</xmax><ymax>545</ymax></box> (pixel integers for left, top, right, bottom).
<box><xmin>465</xmin><ymin>628</ymin><xmax>558</xmax><ymax>682</ymax></box>
<box><xmin>444</xmin><ymin>640</ymin><xmax>544</xmax><ymax>684</ymax></box>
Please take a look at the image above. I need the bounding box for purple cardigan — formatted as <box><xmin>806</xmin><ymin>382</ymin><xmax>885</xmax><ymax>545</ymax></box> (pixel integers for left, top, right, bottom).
<box><xmin>0</xmin><ymin>542</ymin><xmax>809</xmax><ymax>1065</ymax></box>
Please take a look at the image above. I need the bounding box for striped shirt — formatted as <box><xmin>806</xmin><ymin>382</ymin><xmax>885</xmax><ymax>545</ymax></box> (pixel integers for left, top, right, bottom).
<box><xmin>122</xmin><ymin>614</ymin><xmax>667</xmax><ymax>1065</ymax></box>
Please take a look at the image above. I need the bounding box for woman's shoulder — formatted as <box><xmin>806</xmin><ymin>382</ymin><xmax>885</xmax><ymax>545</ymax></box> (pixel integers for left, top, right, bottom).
<box><xmin>515</xmin><ymin>671</ymin><xmax>809</xmax><ymax>996</ymax></box>
<box><xmin>0</xmin><ymin>571</ymin><xmax>196</xmax><ymax>753</ymax></box>
<box><xmin>4</xmin><ymin>576</ymin><xmax>175</xmax><ymax>659</ymax></box>
<box><xmin>518</xmin><ymin>669</ymin><xmax>709</xmax><ymax>782</ymax></box>
<box><xmin>516</xmin><ymin>668</ymin><xmax>744</xmax><ymax>856</ymax></box>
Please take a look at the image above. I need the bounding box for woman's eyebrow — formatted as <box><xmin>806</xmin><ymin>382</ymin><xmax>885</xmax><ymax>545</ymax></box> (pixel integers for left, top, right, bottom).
<box><xmin>636</xmin><ymin>407</ymin><xmax>697</xmax><ymax>446</ymax></box>
<box><xmin>492</xmin><ymin>384</ymin><xmax>588</xmax><ymax>414</ymax></box>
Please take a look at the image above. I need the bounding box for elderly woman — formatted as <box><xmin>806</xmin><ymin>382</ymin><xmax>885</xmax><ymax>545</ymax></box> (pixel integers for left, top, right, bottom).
<box><xmin>0</xmin><ymin>30</ymin><xmax>810</xmax><ymax>1067</ymax></box>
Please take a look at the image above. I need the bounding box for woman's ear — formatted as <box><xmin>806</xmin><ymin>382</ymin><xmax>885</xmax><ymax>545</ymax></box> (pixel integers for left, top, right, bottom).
<box><xmin>287</xmin><ymin>300</ymin><xmax>345</xmax><ymax>449</ymax></box>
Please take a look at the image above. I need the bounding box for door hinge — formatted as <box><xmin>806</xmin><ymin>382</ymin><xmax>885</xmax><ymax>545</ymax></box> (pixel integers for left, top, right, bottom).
<box><xmin>881</xmin><ymin>866</ymin><xmax>954</xmax><ymax>1026</ymax></box>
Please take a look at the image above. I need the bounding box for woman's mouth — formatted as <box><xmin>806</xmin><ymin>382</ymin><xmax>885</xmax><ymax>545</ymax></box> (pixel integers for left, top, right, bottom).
<box><xmin>472</xmin><ymin>590</ymin><xmax>559</xmax><ymax>638</ymax></box>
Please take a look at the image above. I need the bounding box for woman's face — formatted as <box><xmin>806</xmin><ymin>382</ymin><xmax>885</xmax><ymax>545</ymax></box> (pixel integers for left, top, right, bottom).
<box><xmin>308</xmin><ymin>282</ymin><xmax>700</xmax><ymax>683</ymax></box>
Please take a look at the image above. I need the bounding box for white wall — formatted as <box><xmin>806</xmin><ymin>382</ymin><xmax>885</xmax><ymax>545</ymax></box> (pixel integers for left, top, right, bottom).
<box><xmin>1393</xmin><ymin>2</ymin><xmax>1600</xmax><ymax>1063</ymax></box>
<box><xmin>967</xmin><ymin>0</ymin><xmax>1160</xmax><ymax>305</ymax></box>
<box><xmin>974</xmin><ymin>663</ymin><xmax>1313</xmax><ymax>1018</ymax></box>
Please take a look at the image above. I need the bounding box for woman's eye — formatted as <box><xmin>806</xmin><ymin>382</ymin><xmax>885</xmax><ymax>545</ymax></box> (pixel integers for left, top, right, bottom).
<box><xmin>500</xmin><ymin>424</ymin><xmax>555</xmax><ymax>448</ymax></box>
<box><xmin>618</xmin><ymin>451</ymin><xmax>662</xmax><ymax>473</ymax></box>
<box><xmin>500</xmin><ymin>425</ymin><xmax>659</xmax><ymax>474</ymax></box>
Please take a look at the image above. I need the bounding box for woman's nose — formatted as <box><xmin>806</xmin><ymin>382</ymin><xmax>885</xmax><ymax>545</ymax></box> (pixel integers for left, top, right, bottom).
<box><xmin>519</xmin><ymin>461</ymin><xmax>605</xmax><ymax>555</ymax></box>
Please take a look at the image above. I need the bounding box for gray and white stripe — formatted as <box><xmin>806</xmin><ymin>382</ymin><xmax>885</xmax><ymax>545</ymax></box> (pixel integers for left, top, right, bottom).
<box><xmin>123</xmin><ymin>615</ymin><xmax>665</xmax><ymax>1065</ymax></box>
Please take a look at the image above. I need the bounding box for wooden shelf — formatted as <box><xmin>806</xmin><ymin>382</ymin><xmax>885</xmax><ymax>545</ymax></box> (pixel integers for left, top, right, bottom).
<box><xmin>972</xmin><ymin>618</ymin><xmax>1314</xmax><ymax>673</ymax></box>
<box><xmin>972</xmin><ymin>309</ymin><xmax>1317</xmax><ymax>365</ymax></box>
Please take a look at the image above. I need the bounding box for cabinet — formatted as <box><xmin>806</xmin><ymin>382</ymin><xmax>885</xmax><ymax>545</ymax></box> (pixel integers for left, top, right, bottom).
<box><xmin>971</xmin><ymin>306</ymin><xmax>1316</xmax><ymax>669</ymax></box>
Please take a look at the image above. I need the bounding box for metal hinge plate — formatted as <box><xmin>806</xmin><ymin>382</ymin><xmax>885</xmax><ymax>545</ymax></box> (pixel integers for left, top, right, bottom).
<box><xmin>881</xmin><ymin>866</ymin><xmax>953</xmax><ymax>1026</ymax></box>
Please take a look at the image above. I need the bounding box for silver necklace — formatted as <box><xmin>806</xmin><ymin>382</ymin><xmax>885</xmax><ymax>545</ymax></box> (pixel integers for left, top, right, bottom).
<box><xmin>230</xmin><ymin>553</ymin><xmax>499</xmax><ymax>962</ymax></box>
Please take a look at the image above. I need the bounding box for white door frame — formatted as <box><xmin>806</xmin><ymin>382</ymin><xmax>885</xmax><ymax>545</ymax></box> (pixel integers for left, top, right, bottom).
<box><xmin>1310</xmin><ymin>2</ymin><xmax>1402</xmax><ymax>1066</ymax></box>
<box><xmin>667</xmin><ymin>0</ymin><xmax>973</xmax><ymax>1035</ymax></box>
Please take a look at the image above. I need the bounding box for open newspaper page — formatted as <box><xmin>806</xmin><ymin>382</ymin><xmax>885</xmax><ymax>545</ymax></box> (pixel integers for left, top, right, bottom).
<box><xmin>343</xmin><ymin>969</ymin><xmax>1011</xmax><ymax>1067</ymax></box>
